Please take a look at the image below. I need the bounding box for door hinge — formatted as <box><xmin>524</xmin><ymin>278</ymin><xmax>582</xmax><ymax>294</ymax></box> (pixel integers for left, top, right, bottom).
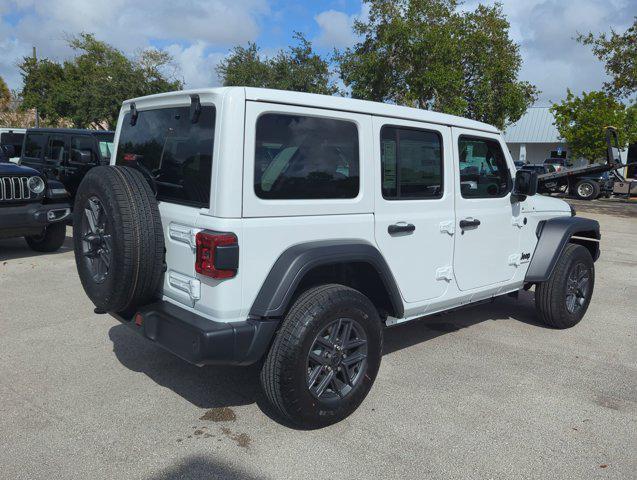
<box><xmin>508</xmin><ymin>254</ymin><xmax>522</xmax><ymax>267</ymax></box>
<box><xmin>439</xmin><ymin>220</ymin><xmax>455</xmax><ymax>236</ymax></box>
<box><xmin>168</xmin><ymin>271</ymin><xmax>201</xmax><ymax>301</ymax></box>
<box><xmin>435</xmin><ymin>266</ymin><xmax>454</xmax><ymax>282</ymax></box>
<box><xmin>169</xmin><ymin>223</ymin><xmax>198</xmax><ymax>251</ymax></box>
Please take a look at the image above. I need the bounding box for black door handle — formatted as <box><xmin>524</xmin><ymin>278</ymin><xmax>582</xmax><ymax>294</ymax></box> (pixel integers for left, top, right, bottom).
<box><xmin>388</xmin><ymin>223</ymin><xmax>416</xmax><ymax>235</ymax></box>
<box><xmin>459</xmin><ymin>218</ymin><xmax>481</xmax><ymax>229</ymax></box>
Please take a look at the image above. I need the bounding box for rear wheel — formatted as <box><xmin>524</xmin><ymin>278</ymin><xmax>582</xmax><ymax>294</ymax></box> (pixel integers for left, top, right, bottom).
<box><xmin>535</xmin><ymin>244</ymin><xmax>594</xmax><ymax>329</ymax></box>
<box><xmin>72</xmin><ymin>166</ymin><xmax>164</xmax><ymax>314</ymax></box>
<box><xmin>25</xmin><ymin>222</ymin><xmax>67</xmax><ymax>252</ymax></box>
<box><xmin>260</xmin><ymin>284</ymin><xmax>382</xmax><ymax>429</ymax></box>
<box><xmin>573</xmin><ymin>179</ymin><xmax>600</xmax><ymax>200</ymax></box>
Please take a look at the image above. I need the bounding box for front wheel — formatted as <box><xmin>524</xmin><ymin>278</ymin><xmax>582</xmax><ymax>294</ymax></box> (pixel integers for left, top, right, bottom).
<box><xmin>535</xmin><ymin>244</ymin><xmax>595</xmax><ymax>329</ymax></box>
<box><xmin>25</xmin><ymin>222</ymin><xmax>67</xmax><ymax>252</ymax></box>
<box><xmin>260</xmin><ymin>284</ymin><xmax>382</xmax><ymax>429</ymax></box>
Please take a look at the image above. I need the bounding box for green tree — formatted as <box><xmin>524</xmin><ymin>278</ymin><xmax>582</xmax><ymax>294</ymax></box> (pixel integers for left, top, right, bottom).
<box><xmin>577</xmin><ymin>18</ymin><xmax>637</xmax><ymax>98</ymax></box>
<box><xmin>217</xmin><ymin>33</ymin><xmax>339</xmax><ymax>95</ymax></box>
<box><xmin>336</xmin><ymin>0</ymin><xmax>537</xmax><ymax>129</ymax></box>
<box><xmin>0</xmin><ymin>76</ymin><xmax>10</xmax><ymax>111</ymax></box>
<box><xmin>551</xmin><ymin>90</ymin><xmax>637</xmax><ymax>161</ymax></box>
<box><xmin>19</xmin><ymin>33</ymin><xmax>182</xmax><ymax>129</ymax></box>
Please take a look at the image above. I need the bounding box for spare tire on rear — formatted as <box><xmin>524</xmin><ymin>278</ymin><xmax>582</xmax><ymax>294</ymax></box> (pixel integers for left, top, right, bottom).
<box><xmin>73</xmin><ymin>166</ymin><xmax>165</xmax><ymax>314</ymax></box>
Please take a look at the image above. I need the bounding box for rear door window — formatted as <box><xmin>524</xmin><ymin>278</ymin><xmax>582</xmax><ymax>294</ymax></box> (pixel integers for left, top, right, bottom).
<box><xmin>254</xmin><ymin>114</ymin><xmax>359</xmax><ymax>199</ymax></box>
<box><xmin>45</xmin><ymin>135</ymin><xmax>68</xmax><ymax>163</ymax></box>
<box><xmin>116</xmin><ymin>106</ymin><xmax>216</xmax><ymax>208</ymax></box>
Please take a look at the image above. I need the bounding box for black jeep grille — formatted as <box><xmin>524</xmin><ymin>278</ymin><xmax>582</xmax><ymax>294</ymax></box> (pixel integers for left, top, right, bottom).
<box><xmin>0</xmin><ymin>176</ymin><xmax>31</xmax><ymax>202</ymax></box>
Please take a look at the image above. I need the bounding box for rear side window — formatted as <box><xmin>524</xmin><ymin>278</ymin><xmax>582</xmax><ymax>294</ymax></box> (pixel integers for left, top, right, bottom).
<box><xmin>254</xmin><ymin>114</ymin><xmax>359</xmax><ymax>199</ymax></box>
<box><xmin>458</xmin><ymin>136</ymin><xmax>511</xmax><ymax>198</ymax></box>
<box><xmin>24</xmin><ymin>133</ymin><xmax>46</xmax><ymax>158</ymax></box>
<box><xmin>381</xmin><ymin>126</ymin><xmax>443</xmax><ymax>199</ymax></box>
<box><xmin>116</xmin><ymin>106</ymin><xmax>215</xmax><ymax>208</ymax></box>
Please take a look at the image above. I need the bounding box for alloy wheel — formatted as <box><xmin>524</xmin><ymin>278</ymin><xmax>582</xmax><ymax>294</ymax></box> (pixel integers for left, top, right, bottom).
<box><xmin>306</xmin><ymin>318</ymin><xmax>368</xmax><ymax>400</ymax></box>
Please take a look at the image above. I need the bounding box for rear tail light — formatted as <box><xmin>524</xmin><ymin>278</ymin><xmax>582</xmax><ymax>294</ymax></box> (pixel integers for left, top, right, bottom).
<box><xmin>195</xmin><ymin>231</ymin><xmax>238</xmax><ymax>279</ymax></box>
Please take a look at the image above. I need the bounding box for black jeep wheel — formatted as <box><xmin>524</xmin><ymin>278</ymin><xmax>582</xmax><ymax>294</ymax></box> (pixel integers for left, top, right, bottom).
<box><xmin>72</xmin><ymin>166</ymin><xmax>164</xmax><ymax>314</ymax></box>
<box><xmin>535</xmin><ymin>244</ymin><xmax>594</xmax><ymax>329</ymax></box>
<box><xmin>573</xmin><ymin>179</ymin><xmax>600</xmax><ymax>200</ymax></box>
<box><xmin>25</xmin><ymin>222</ymin><xmax>67</xmax><ymax>252</ymax></box>
<box><xmin>260</xmin><ymin>284</ymin><xmax>382</xmax><ymax>429</ymax></box>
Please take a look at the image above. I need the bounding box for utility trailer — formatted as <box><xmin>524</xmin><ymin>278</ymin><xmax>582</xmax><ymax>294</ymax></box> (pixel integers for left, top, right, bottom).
<box><xmin>537</xmin><ymin>127</ymin><xmax>635</xmax><ymax>200</ymax></box>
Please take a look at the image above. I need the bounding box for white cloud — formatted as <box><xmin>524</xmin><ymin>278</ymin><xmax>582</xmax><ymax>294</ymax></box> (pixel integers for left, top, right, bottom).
<box><xmin>165</xmin><ymin>42</ymin><xmax>227</xmax><ymax>88</ymax></box>
<box><xmin>314</xmin><ymin>3</ymin><xmax>369</xmax><ymax>49</ymax></box>
<box><xmin>0</xmin><ymin>0</ymin><xmax>269</xmax><ymax>89</ymax></box>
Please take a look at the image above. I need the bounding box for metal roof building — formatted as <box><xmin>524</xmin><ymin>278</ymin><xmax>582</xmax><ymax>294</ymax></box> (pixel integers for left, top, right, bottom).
<box><xmin>504</xmin><ymin>107</ymin><xmax>567</xmax><ymax>164</ymax></box>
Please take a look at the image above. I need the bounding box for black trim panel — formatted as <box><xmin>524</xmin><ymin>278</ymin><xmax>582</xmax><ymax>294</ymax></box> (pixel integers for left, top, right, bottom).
<box><xmin>250</xmin><ymin>240</ymin><xmax>404</xmax><ymax>319</ymax></box>
<box><xmin>116</xmin><ymin>301</ymin><xmax>278</xmax><ymax>366</ymax></box>
<box><xmin>525</xmin><ymin>216</ymin><xmax>600</xmax><ymax>282</ymax></box>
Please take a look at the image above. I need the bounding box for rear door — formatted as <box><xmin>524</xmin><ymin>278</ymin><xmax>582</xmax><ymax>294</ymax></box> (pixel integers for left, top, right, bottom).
<box><xmin>452</xmin><ymin>128</ymin><xmax>520</xmax><ymax>291</ymax></box>
<box><xmin>373</xmin><ymin>117</ymin><xmax>455</xmax><ymax>303</ymax></box>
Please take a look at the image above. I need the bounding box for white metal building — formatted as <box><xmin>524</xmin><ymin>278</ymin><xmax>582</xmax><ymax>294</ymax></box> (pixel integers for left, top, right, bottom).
<box><xmin>504</xmin><ymin>107</ymin><xmax>567</xmax><ymax>164</ymax></box>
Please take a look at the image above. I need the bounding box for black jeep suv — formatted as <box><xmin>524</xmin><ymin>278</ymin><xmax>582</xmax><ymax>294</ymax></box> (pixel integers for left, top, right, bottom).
<box><xmin>0</xmin><ymin>161</ymin><xmax>71</xmax><ymax>252</ymax></box>
<box><xmin>20</xmin><ymin>128</ymin><xmax>114</xmax><ymax>198</ymax></box>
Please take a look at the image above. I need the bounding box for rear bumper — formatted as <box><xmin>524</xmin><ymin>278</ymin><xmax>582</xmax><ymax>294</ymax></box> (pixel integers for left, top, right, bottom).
<box><xmin>115</xmin><ymin>301</ymin><xmax>279</xmax><ymax>366</ymax></box>
<box><xmin>0</xmin><ymin>202</ymin><xmax>71</xmax><ymax>230</ymax></box>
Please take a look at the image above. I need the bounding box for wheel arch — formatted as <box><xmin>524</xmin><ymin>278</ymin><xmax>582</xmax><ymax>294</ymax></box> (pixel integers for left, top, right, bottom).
<box><xmin>525</xmin><ymin>216</ymin><xmax>600</xmax><ymax>283</ymax></box>
<box><xmin>249</xmin><ymin>240</ymin><xmax>404</xmax><ymax>320</ymax></box>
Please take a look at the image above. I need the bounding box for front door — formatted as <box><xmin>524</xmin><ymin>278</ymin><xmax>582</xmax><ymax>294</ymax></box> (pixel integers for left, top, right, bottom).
<box><xmin>452</xmin><ymin>128</ymin><xmax>520</xmax><ymax>291</ymax></box>
<box><xmin>373</xmin><ymin>117</ymin><xmax>455</xmax><ymax>303</ymax></box>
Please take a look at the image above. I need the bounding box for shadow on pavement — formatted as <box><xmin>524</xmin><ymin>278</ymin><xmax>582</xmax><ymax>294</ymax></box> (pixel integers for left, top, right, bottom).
<box><xmin>109</xmin><ymin>290</ymin><xmax>546</xmax><ymax>426</ymax></box>
<box><xmin>145</xmin><ymin>455</ymin><xmax>262</xmax><ymax>480</ymax></box>
<box><xmin>0</xmin><ymin>232</ymin><xmax>73</xmax><ymax>261</ymax></box>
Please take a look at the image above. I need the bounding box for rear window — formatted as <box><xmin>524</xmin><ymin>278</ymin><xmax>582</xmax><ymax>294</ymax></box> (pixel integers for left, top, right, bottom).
<box><xmin>116</xmin><ymin>106</ymin><xmax>215</xmax><ymax>208</ymax></box>
<box><xmin>254</xmin><ymin>114</ymin><xmax>359</xmax><ymax>199</ymax></box>
<box><xmin>24</xmin><ymin>133</ymin><xmax>46</xmax><ymax>158</ymax></box>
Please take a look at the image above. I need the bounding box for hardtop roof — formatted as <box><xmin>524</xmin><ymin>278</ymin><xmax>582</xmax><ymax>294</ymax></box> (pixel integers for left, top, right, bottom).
<box><xmin>121</xmin><ymin>87</ymin><xmax>500</xmax><ymax>134</ymax></box>
<box><xmin>25</xmin><ymin>128</ymin><xmax>114</xmax><ymax>136</ymax></box>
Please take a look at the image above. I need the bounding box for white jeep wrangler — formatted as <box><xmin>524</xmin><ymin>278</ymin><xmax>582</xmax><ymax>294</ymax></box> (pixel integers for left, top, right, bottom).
<box><xmin>72</xmin><ymin>87</ymin><xmax>600</xmax><ymax>428</ymax></box>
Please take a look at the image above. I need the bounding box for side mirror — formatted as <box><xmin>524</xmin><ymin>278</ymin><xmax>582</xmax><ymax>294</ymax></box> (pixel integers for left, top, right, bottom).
<box><xmin>512</xmin><ymin>169</ymin><xmax>538</xmax><ymax>201</ymax></box>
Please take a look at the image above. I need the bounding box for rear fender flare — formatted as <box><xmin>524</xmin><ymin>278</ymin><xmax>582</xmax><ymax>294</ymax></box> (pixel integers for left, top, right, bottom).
<box><xmin>249</xmin><ymin>240</ymin><xmax>404</xmax><ymax>319</ymax></box>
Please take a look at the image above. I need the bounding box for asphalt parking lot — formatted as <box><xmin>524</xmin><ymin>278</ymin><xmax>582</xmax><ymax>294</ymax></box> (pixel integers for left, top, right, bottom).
<box><xmin>1</xmin><ymin>200</ymin><xmax>635</xmax><ymax>480</ymax></box>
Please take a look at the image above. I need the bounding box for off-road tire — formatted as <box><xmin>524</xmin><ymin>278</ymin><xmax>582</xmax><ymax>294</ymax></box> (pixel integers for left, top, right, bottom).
<box><xmin>573</xmin><ymin>179</ymin><xmax>600</xmax><ymax>200</ymax></box>
<box><xmin>73</xmin><ymin>166</ymin><xmax>164</xmax><ymax>314</ymax></box>
<box><xmin>535</xmin><ymin>244</ymin><xmax>594</xmax><ymax>329</ymax></box>
<box><xmin>25</xmin><ymin>222</ymin><xmax>67</xmax><ymax>252</ymax></box>
<box><xmin>260</xmin><ymin>284</ymin><xmax>382</xmax><ymax>429</ymax></box>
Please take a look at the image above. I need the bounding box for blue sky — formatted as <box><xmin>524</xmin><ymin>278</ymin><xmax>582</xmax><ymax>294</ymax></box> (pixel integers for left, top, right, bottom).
<box><xmin>0</xmin><ymin>0</ymin><xmax>635</xmax><ymax>105</ymax></box>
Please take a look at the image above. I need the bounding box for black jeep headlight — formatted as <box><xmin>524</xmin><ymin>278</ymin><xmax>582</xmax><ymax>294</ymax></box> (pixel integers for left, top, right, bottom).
<box><xmin>27</xmin><ymin>176</ymin><xmax>45</xmax><ymax>195</ymax></box>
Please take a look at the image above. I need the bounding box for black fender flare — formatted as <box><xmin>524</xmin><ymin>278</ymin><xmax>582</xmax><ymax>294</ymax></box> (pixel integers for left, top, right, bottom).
<box><xmin>525</xmin><ymin>216</ymin><xmax>600</xmax><ymax>283</ymax></box>
<box><xmin>249</xmin><ymin>240</ymin><xmax>404</xmax><ymax>319</ymax></box>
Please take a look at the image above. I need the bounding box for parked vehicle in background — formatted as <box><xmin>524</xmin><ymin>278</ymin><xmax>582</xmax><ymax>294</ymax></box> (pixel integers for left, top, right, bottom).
<box><xmin>20</xmin><ymin>128</ymin><xmax>114</xmax><ymax>197</ymax></box>
<box><xmin>537</xmin><ymin>127</ymin><xmax>634</xmax><ymax>200</ymax></box>
<box><xmin>0</xmin><ymin>162</ymin><xmax>71</xmax><ymax>251</ymax></box>
<box><xmin>72</xmin><ymin>87</ymin><xmax>600</xmax><ymax>428</ymax></box>
<box><xmin>0</xmin><ymin>128</ymin><xmax>26</xmax><ymax>164</ymax></box>
<box><xmin>543</xmin><ymin>157</ymin><xmax>572</xmax><ymax>173</ymax></box>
